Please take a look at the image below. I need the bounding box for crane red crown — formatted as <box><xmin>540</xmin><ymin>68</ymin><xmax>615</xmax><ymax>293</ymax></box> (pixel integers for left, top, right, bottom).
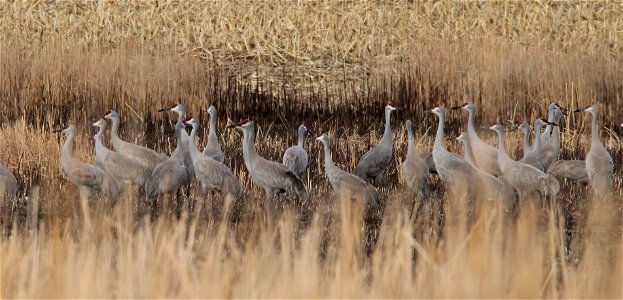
<box><xmin>170</xmin><ymin>103</ymin><xmax>178</xmax><ymax>109</ymax></box>
<box><xmin>462</xmin><ymin>102</ymin><xmax>469</xmax><ymax>107</ymax></box>
<box><xmin>184</xmin><ymin>115</ymin><xmax>193</xmax><ymax>122</ymax></box>
<box><xmin>104</xmin><ymin>110</ymin><xmax>112</xmax><ymax>116</ymax></box>
<box><xmin>239</xmin><ymin>118</ymin><xmax>251</xmax><ymax>125</ymax></box>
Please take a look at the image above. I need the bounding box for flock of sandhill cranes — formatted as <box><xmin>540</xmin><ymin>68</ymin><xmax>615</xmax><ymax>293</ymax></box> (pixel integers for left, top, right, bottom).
<box><xmin>0</xmin><ymin>102</ymin><xmax>619</xmax><ymax>218</ymax></box>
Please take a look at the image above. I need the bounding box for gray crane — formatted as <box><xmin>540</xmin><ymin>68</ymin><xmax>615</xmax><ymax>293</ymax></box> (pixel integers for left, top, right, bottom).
<box><xmin>520</xmin><ymin>118</ymin><xmax>557</xmax><ymax>172</ymax></box>
<box><xmin>186</xmin><ymin>117</ymin><xmax>242</xmax><ymax>199</ymax></box>
<box><xmin>316</xmin><ymin>133</ymin><xmax>380</xmax><ymax>207</ymax></box>
<box><xmin>452</xmin><ymin>103</ymin><xmax>501</xmax><ymax>176</ymax></box>
<box><xmin>145</xmin><ymin>120</ymin><xmax>191</xmax><ymax>200</ymax></box>
<box><xmin>104</xmin><ymin>110</ymin><xmax>167</xmax><ymax>170</ymax></box>
<box><xmin>541</xmin><ymin>104</ymin><xmax>565</xmax><ymax>171</ymax></box>
<box><xmin>202</xmin><ymin>105</ymin><xmax>224</xmax><ymax>163</ymax></box>
<box><xmin>401</xmin><ymin>120</ymin><xmax>430</xmax><ymax>198</ymax></box>
<box><xmin>0</xmin><ymin>163</ymin><xmax>18</xmax><ymax>200</ymax></box>
<box><xmin>54</xmin><ymin>125</ymin><xmax>122</xmax><ymax>204</ymax></box>
<box><xmin>575</xmin><ymin>105</ymin><xmax>614</xmax><ymax>194</ymax></box>
<box><xmin>455</xmin><ymin>132</ymin><xmax>510</xmax><ymax>204</ymax></box>
<box><xmin>353</xmin><ymin>102</ymin><xmax>397</xmax><ymax>185</ymax></box>
<box><xmin>282</xmin><ymin>123</ymin><xmax>311</xmax><ymax>178</ymax></box>
<box><xmin>93</xmin><ymin>119</ymin><xmax>151</xmax><ymax>187</ymax></box>
<box><xmin>427</xmin><ymin>105</ymin><xmax>478</xmax><ymax>195</ymax></box>
<box><xmin>418</xmin><ymin>152</ymin><xmax>437</xmax><ymax>174</ymax></box>
<box><xmin>517</xmin><ymin>122</ymin><xmax>531</xmax><ymax>158</ymax></box>
<box><xmin>229</xmin><ymin>119</ymin><xmax>306</xmax><ymax>199</ymax></box>
<box><xmin>541</xmin><ymin>103</ymin><xmax>565</xmax><ymax>145</ymax></box>
<box><xmin>158</xmin><ymin>103</ymin><xmax>194</xmax><ymax>177</ymax></box>
<box><xmin>489</xmin><ymin>124</ymin><xmax>549</xmax><ymax>200</ymax></box>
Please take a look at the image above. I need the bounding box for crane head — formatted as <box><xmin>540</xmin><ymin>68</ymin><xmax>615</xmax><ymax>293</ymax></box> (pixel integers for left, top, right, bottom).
<box><xmin>103</xmin><ymin>110</ymin><xmax>118</xmax><ymax>120</ymax></box>
<box><xmin>517</xmin><ymin>122</ymin><xmax>530</xmax><ymax>133</ymax></box>
<box><xmin>315</xmin><ymin>132</ymin><xmax>328</xmax><ymax>143</ymax></box>
<box><xmin>574</xmin><ymin>105</ymin><xmax>595</xmax><ymax>114</ymax></box>
<box><xmin>455</xmin><ymin>132</ymin><xmax>467</xmax><ymax>143</ymax></box>
<box><xmin>183</xmin><ymin>115</ymin><xmax>197</xmax><ymax>128</ymax></box>
<box><xmin>405</xmin><ymin>119</ymin><xmax>412</xmax><ymax>129</ymax></box>
<box><xmin>386</xmin><ymin>101</ymin><xmax>398</xmax><ymax>111</ymax></box>
<box><xmin>555</xmin><ymin>103</ymin><xmax>568</xmax><ymax>115</ymax></box>
<box><xmin>207</xmin><ymin>105</ymin><xmax>217</xmax><ymax>116</ymax></box>
<box><xmin>52</xmin><ymin>124</ymin><xmax>75</xmax><ymax>134</ymax></box>
<box><xmin>426</xmin><ymin>103</ymin><xmax>445</xmax><ymax>115</ymax></box>
<box><xmin>489</xmin><ymin>124</ymin><xmax>504</xmax><ymax>133</ymax></box>
<box><xmin>92</xmin><ymin>119</ymin><xmax>106</xmax><ymax>128</ymax></box>
<box><xmin>228</xmin><ymin>118</ymin><xmax>252</xmax><ymax>129</ymax></box>
<box><xmin>159</xmin><ymin>103</ymin><xmax>186</xmax><ymax>114</ymax></box>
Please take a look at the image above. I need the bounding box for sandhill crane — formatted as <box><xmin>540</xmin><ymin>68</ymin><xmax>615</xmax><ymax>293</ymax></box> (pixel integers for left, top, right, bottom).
<box><xmin>541</xmin><ymin>103</ymin><xmax>559</xmax><ymax>145</ymax></box>
<box><xmin>104</xmin><ymin>110</ymin><xmax>167</xmax><ymax>170</ymax></box>
<box><xmin>520</xmin><ymin>118</ymin><xmax>557</xmax><ymax>172</ymax></box>
<box><xmin>185</xmin><ymin>117</ymin><xmax>242</xmax><ymax>199</ymax></box>
<box><xmin>489</xmin><ymin>124</ymin><xmax>548</xmax><ymax>200</ymax></box>
<box><xmin>202</xmin><ymin>105</ymin><xmax>224</xmax><ymax>163</ymax></box>
<box><xmin>316</xmin><ymin>133</ymin><xmax>380</xmax><ymax>207</ymax></box>
<box><xmin>547</xmin><ymin>160</ymin><xmax>589</xmax><ymax>184</ymax></box>
<box><xmin>575</xmin><ymin>105</ymin><xmax>614</xmax><ymax>194</ymax></box>
<box><xmin>282</xmin><ymin>123</ymin><xmax>311</xmax><ymax>178</ymax></box>
<box><xmin>229</xmin><ymin>119</ymin><xmax>306</xmax><ymax>200</ymax></box>
<box><xmin>353</xmin><ymin>102</ymin><xmax>397</xmax><ymax>185</ymax></box>
<box><xmin>541</xmin><ymin>104</ymin><xmax>565</xmax><ymax>170</ymax></box>
<box><xmin>0</xmin><ymin>163</ymin><xmax>18</xmax><ymax>199</ymax></box>
<box><xmin>452</xmin><ymin>103</ymin><xmax>501</xmax><ymax>176</ymax></box>
<box><xmin>401</xmin><ymin>120</ymin><xmax>430</xmax><ymax>198</ymax></box>
<box><xmin>145</xmin><ymin>120</ymin><xmax>191</xmax><ymax>201</ymax></box>
<box><xmin>93</xmin><ymin>118</ymin><xmax>151</xmax><ymax>187</ymax></box>
<box><xmin>427</xmin><ymin>104</ymin><xmax>478</xmax><ymax>195</ymax></box>
<box><xmin>517</xmin><ymin>122</ymin><xmax>531</xmax><ymax>158</ymax></box>
<box><xmin>54</xmin><ymin>125</ymin><xmax>122</xmax><ymax>204</ymax></box>
<box><xmin>158</xmin><ymin>103</ymin><xmax>194</xmax><ymax>176</ymax></box>
<box><xmin>455</xmin><ymin>132</ymin><xmax>509</xmax><ymax>203</ymax></box>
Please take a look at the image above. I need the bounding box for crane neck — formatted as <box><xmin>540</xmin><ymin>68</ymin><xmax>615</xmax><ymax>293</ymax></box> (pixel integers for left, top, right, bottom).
<box><xmin>434</xmin><ymin>112</ymin><xmax>446</xmax><ymax>149</ymax></box>
<box><xmin>297</xmin><ymin>127</ymin><xmax>306</xmax><ymax>148</ymax></box>
<box><xmin>61</xmin><ymin>132</ymin><xmax>76</xmax><ymax>164</ymax></box>
<box><xmin>109</xmin><ymin>116</ymin><xmax>122</xmax><ymax>145</ymax></box>
<box><xmin>188</xmin><ymin>125</ymin><xmax>201</xmax><ymax>156</ymax></box>
<box><xmin>242</xmin><ymin>126</ymin><xmax>258</xmax><ymax>163</ymax></box>
<box><xmin>171</xmin><ymin>125</ymin><xmax>184</xmax><ymax>161</ymax></box>
<box><xmin>467</xmin><ymin>109</ymin><xmax>476</xmax><ymax>136</ymax></box>
<box><xmin>533</xmin><ymin>122</ymin><xmax>543</xmax><ymax>152</ymax></box>
<box><xmin>590</xmin><ymin>110</ymin><xmax>600</xmax><ymax>145</ymax></box>
<box><xmin>522</xmin><ymin>129</ymin><xmax>531</xmax><ymax>156</ymax></box>
<box><xmin>406</xmin><ymin>126</ymin><xmax>415</xmax><ymax>158</ymax></box>
<box><xmin>381</xmin><ymin>109</ymin><xmax>393</xmax><ymax>142</ymax></box>
<box><xmin>544</xmin><ymin>108</ymin><xmax>555</xmax><ymax>137</ymax></box>
<box><xmin>462</xmin><ymin>135</ymin><xmax>477</xmax><ymax>166</ymax></box>
<box><xmin>494</xmin><ymin>129</ymin><xmax>511</xmax><ymax>163</ymax></box>
<box><xmin>321</xmin><ymin>140</ymin><xmax>335</xmax><ymax>168</ymax></box>
<box><xmin>208</xmin><ymin>113</ymin><xmax>218</xmax><ymax>141</ymax></box>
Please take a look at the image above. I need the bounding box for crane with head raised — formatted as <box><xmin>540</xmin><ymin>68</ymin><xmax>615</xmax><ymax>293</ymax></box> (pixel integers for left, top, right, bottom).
<box><xmin>282</xmin><ymin>123</ymin><xmax>311</xmax><ymax>178</ymax></box>
<box><xmin>202</xmin><ymin>105</ymin><xmax>225</xmax><ymax>163</ymax></box>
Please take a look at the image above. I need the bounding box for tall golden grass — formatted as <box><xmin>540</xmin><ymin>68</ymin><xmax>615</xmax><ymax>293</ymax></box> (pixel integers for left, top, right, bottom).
<box><xmin>1</xmin><ymin>1</ymin><xmax>622</xmax><ymax>298</ymax></box>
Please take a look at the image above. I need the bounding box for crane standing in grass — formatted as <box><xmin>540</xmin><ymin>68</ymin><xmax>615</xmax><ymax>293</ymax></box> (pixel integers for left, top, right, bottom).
<box><xmin>354</xmin><ymin>102</ymin><xmax>398</xmax><ymax>185</ymax></box>
<box><xmin>520</xmin><ymin>118</ymin><xmax>558</xmax><ymax>172</ymax></box>
<box><xmin>575</xmin><ymin>105</ymin><xmax>614</xmax><ymax>195</ymax></box>
<box><xmin>55</xmin><ymin>124</ymin><xmax>122</xmax><ymax>208</ymax></box>
<box><xmin>93</xmin><ymin>119</ymin><xmax>151</xmax><ymax>188</ymax></box>
<box><xmin>541</xmin><ymin>104</ymin><xmax>566</xmax><ymax>170</ymax></box>
<box><xmin>401</xmin><ymin>120</ymin><xmax>430</xmax><ymax>214</ymax></box>
<box><xmin>282</xmin><ymin>123</ymin><xmax>311</xmax><ymax>178</ymax></box>
<box><xmin>202</xmin><ymin>105</ymin><xmax>225</xmax><ymax>163</ymax></box>
<box><xmin>316</xmin><ymin>133</ymin><xmax>380</xmax><ymax>207</ymax></box>
<box><xmin>453</xmin><ymin>103</ymin><xmax>501</xmax><ymax>176</ymax></box>
<box><xmin>230</xmin><ymin>119</ymin><xmax>306</xmax><ymax>201</ymax></box>
<box><xmin>104</xmin><ymin>110</ymin><xmax>167</xmax><ymax>171</ymax></box>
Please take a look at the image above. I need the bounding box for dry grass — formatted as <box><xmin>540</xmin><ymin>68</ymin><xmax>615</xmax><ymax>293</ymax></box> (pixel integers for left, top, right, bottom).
<box><xmin>1</xmin><ymin>1</ymin><xmax>622</xmax><ymax>299</ymax></box>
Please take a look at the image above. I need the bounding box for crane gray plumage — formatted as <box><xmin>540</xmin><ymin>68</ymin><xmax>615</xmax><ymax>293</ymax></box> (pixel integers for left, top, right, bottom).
<box><xmin>541</xmin><ymin>104</ymin><xmax>565</xmax><ymax>171</ymax></box>
<box><xmin>456</xmin><ymin>132</ymin><xmax>509</xmax><ymax>203</ymax></box>
<box><xmin>186</xmin><ymin>117</ymin><xmax>242</xmax><ymax>199</ymax></box>
<box><xmin>282</xmin><ymin>123</ymin><xmax>310</xmax><ymax>178</ymax></box>
<box><xmin>547</xmin><ymin>160</ymin><xmax>589</xmax><ymax>184</ymax></box>
<box><xmin>104</xmin><ymin>110</ymin><xmax>167</xmax><ymax>170</ymax></box>
<box><xmin>55</xmin><ymin>125</ymin><xmax>122</xmax><ymax>201</ymax></box>
<box><xmin>159</xmin><ymin>103</ymin><xmax>194</xmax><ymax>178</ymax></box>
<box><xmin>541</xmin><ymin>103</ymin><xmax>560</xmax><ymax>146</ymax></box>
<box><xmin>453</xmin><ymin>103</ymin><xmax>501</xmax><ymax>176</ymax></box>
<box><xmin>145</xmin><ymin>121</ymin><xmax>191</xmax><ymax>200</ymax></box>
<box><xmin>428</xmin><ymin>105</ymin><xmax>479</xmax><ymax>192</ymax></box>
<box><xmin>231</xmin><ymin>119</ymin><xmax>306</xmax><ymax>199</ymax></box>
<box><xmin>520</xmin><ymin>118</ymin><xmax>555</xmax><ymax>172</ymax></box>
<box><xmin>316</xmin><ymin>133</ymin><xmax>380</xmax><ymax>207</ymax></box>
<box><xmin>401</xmin><ymin>120</ymin><xmax>430</xmax><ymax>198</ymax></box>
<box><xmin>518</xmin><ymin>122</ymin><xmax>531</xmax><ymax>158</ymax></box>
<box><xmin>353</xmin><ymin>103</ymin><xmax>397</xmax><ymax>185</ymax></box>
<box><xmin>490</xmin><ymin>124</ymin><xmax>549</xmax><ymax>199</ymax></box>
<box><xmin>202</xmin><ymin>105</ymin><xmax>224</xmax><ymax>163</ymax></box>
<box><xmin>93</xmin><ymin>119</ymin><xmax>151</xmax><ymax>187</ymax></box>
<box><xmin>576</xmin><ymin>105</ymin><xmax>614</xmax><ymax>194</ymax></box>
<box><xmin>418</xmin><ymin>152</ymin><xmax>437</xmax><ymax>174</ymax></box>
<box><xmin>0</xmin><ymin>163</ymin><xmax>18</xmax><ymax>199</ymax></box>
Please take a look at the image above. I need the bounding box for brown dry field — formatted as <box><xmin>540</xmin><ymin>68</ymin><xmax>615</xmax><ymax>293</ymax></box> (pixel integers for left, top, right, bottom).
<box><xmin>1</xmin><ymin>1</ymin><xmax>622</xmax><ymax>298</ymax></box>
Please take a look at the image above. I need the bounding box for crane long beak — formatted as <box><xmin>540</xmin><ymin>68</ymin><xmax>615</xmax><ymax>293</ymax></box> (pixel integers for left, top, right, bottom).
<box><xmin>158</xmin><ymin>108</ymin><xmax>169</xmax><ymax>112</ymax></box>
<box><xmin>423</xmin><ymin>109</ymin><xmax>432</xmax><ymax>113</ymax></box>
<box><xmin>52</xmin><ymin>128</ymin><xmax>63</xmax><ymax>133</ymax></box>
<box><xmin>573</xmin><ymin>109</ymin><xmax>582</xmax><ymax>113</ymax></box>
<box><xmin>450</xmin><ymin>106</ymin><xmax>461</xmax><ymax>110</ymax></box>
<box><xmin>546</xmin><ymin>121</ymin><xmax>559</xmax><ymax>126</ymax></box>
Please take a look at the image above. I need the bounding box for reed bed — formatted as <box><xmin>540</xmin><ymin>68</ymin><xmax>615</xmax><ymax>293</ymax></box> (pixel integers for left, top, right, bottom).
<box><xmin>1</xmin><ymin>1</ymin><xmax>622</xmax><ymax>298</ymax></box>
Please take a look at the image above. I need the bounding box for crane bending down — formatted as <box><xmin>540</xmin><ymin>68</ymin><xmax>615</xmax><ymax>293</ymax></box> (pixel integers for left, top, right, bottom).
<box><xmin>316</xmin><ymin>133</ymin><xmax>380</xmax><ymax>207</ymax></box>
<box><xmin>282</xmin><ymin>123</ymin><xmax>311</xmax><ymax>178</ymax></box>
<box><xmin>490</xmin><ymin>124</ymin><xmax>549</xmax><ymax>200</ymax></box>
<box><xmin>55</xmin><ymin>125</ymin><xmax>122</xmax><ymax>204</ymax></box>
<box><xmin>145</xmin><ymin>120</ymin><xmax>191</xmax><ymax>201</ymax></box>
<box><xmin>353</xmin><ymin>102</ymin><xmax>397</xmax><ymax>185</ymax></box>
<box><xmin>202</xmin><ymin>105</ymin><xmax>224</xmax><ymax>163</ymax></box>
<box><xmin>229</xmin><ymin>119</ymin><xmax>306</xmax><ymax>200</ymax></box>
<box><xmin>104</xmin><ymin>110</ymin><xmax>167</xmax><ymax>171</ymax></box>
<box><xmin>0</xmin><ymin>163</ymin><xmax>18</xmax><ymax>199</ymax></box>
<box><xmin>401</xmin><ymin>120</ymin><xmax>430</xmax><ymax>198</ymax></box>
<box><xmin>93</xmin><ymin>119</ymin><xmax>151</xmax><ymax>187</ymax></box>
<box><xmin>575</xmin><ymin>105</ymin><xmax>614</xmax><ymax>194</ymax></box>
<box><xmin>186</xmin><ymin>117</ymin><xmax>242</xmax><ymax>199</ymax></box>
<box><xmin>452</xmin><ymin>103</ymin><xmax>501</xmax><ymax>176</ymax></box>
